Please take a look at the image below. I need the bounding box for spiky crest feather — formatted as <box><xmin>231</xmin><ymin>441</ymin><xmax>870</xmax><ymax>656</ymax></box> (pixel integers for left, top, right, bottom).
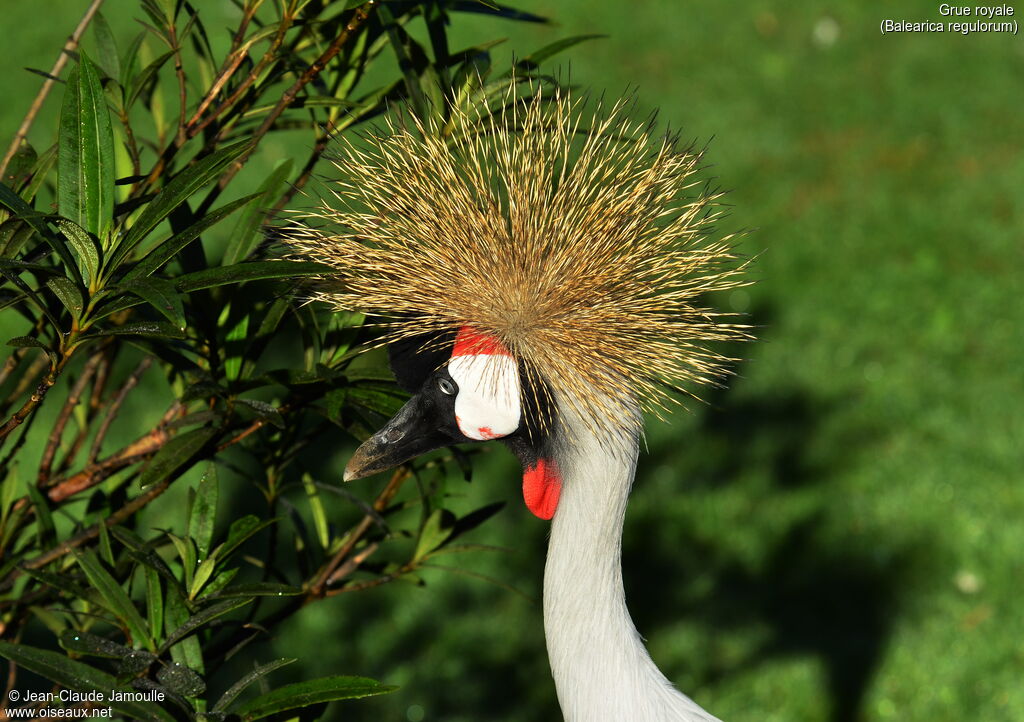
<box><xmin>282</xmin><ymin>83</ymin><xmax>751</xmax><ymax>438</ymax></box>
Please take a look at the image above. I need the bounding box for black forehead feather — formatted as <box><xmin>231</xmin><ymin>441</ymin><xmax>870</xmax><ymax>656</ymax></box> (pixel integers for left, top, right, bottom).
<box><xmin>387</xmin><ymin>329</ymin><xmax>456</xmax><ymax>392</ymax></box>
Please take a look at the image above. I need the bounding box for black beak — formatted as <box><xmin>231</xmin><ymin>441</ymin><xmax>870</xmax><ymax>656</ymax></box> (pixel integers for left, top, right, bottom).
<box><xmin>344</xmin><ymin>393</ymin><xmax>449</xmax><ymax>481</ymax></box>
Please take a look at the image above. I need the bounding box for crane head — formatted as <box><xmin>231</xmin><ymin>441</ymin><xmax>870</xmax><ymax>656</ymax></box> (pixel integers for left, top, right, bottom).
<box><xmin>283</xmin><ymin>83</ymin><xmax>753</xmax><ymax>522</ymax></box>
<box><xmin>344</xmin><ymin>326</ymin><xmax>563</xmax><ymax>519</ymax></box>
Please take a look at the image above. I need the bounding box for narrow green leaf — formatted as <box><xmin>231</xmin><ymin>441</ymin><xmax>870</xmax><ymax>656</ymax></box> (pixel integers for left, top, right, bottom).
<box><xmin>0</xmin><ymin>265</ymin><xmax>63</xmax><ymax>332</ymax></box>
<box><xmin>212</xmin><ymin>658</ymin><xmax>296</xmax><ymax>714</ymax></box>
<box><xmin>159</xmin><ymin>597</ymin><xmax>252</xmax><ymax>654</ymax></box>
<box><xmin>224</xmin><ymin>310</ymin><xmax>249</xmax><ymax>381</ymax></box>
<box><xmin>218</xmin><ymin>515</ymin><xmax>277</xmax><ymax>561</ymax></box>
<box><xmin>6</xmin><ymin>335</ymin><xmax>48</xmax><ymax>349</ymax></box>
<box><xmin>443</xmin><ymin>501</ymin><xmax>505</xmax><ymax>548</ymax></box>
<box><xmin>115</xmin><ymin>141</ymin><xmax>252</xmax><ymax>265</ymax></box>
<box><xmin>189</xmin><ymin>554</ymin><xmax>217</xmax><ymax>599</ymax></box>
<box><xmin>0</xmin><ymin>182</ymin><xmax>79</xmax><ymax>281</ymax></box>
<box><xmin>97</xmin><ymin>521</ymin><xmax>114</xmax><ymax>565</ymax></box>
<box><xmin>3</xmin><ymin>142</ymin><xmax>37</xmax><ymax>189</ymax></box>
<box><xmin>0</xmin><ymin>218</ymin><xmax>37</xmax><ymax>259</ymax></box>
<box><xmin>347</xmin><ymin>385</ymin><xmax>407</xmax><ymax>418</ymax></box>
<box><xmin>21</xmin><ymin>567</ymin><xmax>87</xmax><ymax>599</ymax></box>
<box><xmin>20</xmin><ymin>143</ymin><xmax>59</xmax><ymax>203</ymax></box>
<box><xmin>167</xmin><ymin>533</ymin><xmax>197</xmax><ymax>590</ymax></box>
<box><xmin>235</xmin><ymin>398</ymin><xmax>284</xmax><ymax>428</ymax></box>
<box><xmin>25</xmin><ymin>483</ymin><xmax>55</xmax><ymax>546</ymax></box>
<box><xmin>46</xmin><ymin>276</ymin><xmax>84</xmax><ymax>318</ymax></box>
<box><xmin>75</xmin><ymin>550</ymin><xmax>153</xmax><ymax>649</ymax></box>
<box><xmin>125</xmin><ymin>50</ymin><xmax>174</xmax><ymax>110</ymax></box>
<box><xmin>378</xmin><ymin>4</ymin><xmax>428</xmax><ymax>120</ymax></box>
<box><xmin>121</xmin><ymin>277</ymin><xmax>186</xmax><ymax>330</ymax></box>
<box><xmin>118</xmin><ymin>648</ymin><xmax>158</xmax><ymax>675</ymax></box>
<box><xmin>59</xmin><ymin>630</ymin><xmax>130</xmax><ymax>659</ymax></box>
<box><xmin>244</xmin><ymin>297</ymin><xmax>289</xmax><ymax>362</ymax></box>
<box><xmin>425</xmin><ymin>0</ymin><xmax>452</xmax><ymax>92</ymax></box>
<box><xmin>414</xmin><ymin>509</ymin><xmax>456</xmax><ymax>562</ymax></box>
<box><xmin>199</xmin><ymin>566</ymin><xmax>238</xmax><ymax>597</ymax></box>
<box><xmin>207</xmin><ymin>583</ymin><xmax>302</xmax><ymax>599</ymax></box>
<box><xmin>56</xmin><ymin>219</ymin><xmax>101</xmax><ymax>286</ymax></box>
<box><xmin>90</xmin><ymin>320</ymin><xmax>186</xmax><ymax>339</ymax></box>
<box><xmin>449</xmin><ymin>1</ymin><xmax>548</xmax><ymax>23</ymax></box>
<box><xmin>145</xmin><ymin>567</ymin><xmax>164</xmax><ymax>641</ymax></box>
<box><xmin>0</xmin><ymin>464</ymin><xmax>21</xmax><ymax>525</ymax></box>
<box><xmin>122</xmin><ymin>194</ymin><xmax>258</xmax><ymax>282</ymax></box>
<box><xmin>174</xmin><ymin>260</ymin><xmax>333</xmax><ymax>293</ymax></box>
<box><xmin>188</xmin><ymin>463</ymin><xmax>218</xmax><ymax>559</ymax></box>
<box><xmin>235</xmin><ymin>676</ymin><xmax>395</xmax><ymax>719</ymax></box>
<box><xmin>156</xmin><ymin>661</ymin><xmax>206</xmax><ymax>697</ymax></box>
<box><xmin>325</xmin><ymin>388</ymin><xmax>347</xmax><ymax>421</ymax></box>
<box><xmin>105</xmin><ymin>523</ymin><xmax>153</xmax><ymax>550</ymax></box>
<box><xmin>164</xmin><ymin>585</ymin><xmax>204</xmax><ymax>674</ymax></box>
<box><xmin>92</xmin><ymin>12</ymin><xmax>121</xmax><ymax>81</ymax></box>
<box><xmin>139</xmin><ymin>426</ymin><xmax>217</xmax><ymax>490</ymax></box>
<box><xmin>111</xmin><ymin>527</ymin><xmax>191</xmax><ymax>602</ymax></box>
<box><xmin>58</xmin><ymin>52</ymin><xmax>115</xmax><ymax>238</ymax></box>
<box><xmin>0</xmin><ymin>642</ymin><xmax>175</xmax><ymax>721</ymax></box>
<box><xmin>511</xmin><ymin>34</ymin><xmax>605</xmax><ymax>70</ymax></box>
<box><xmin>28</xmin><ymin>606</ymin><xmax>67</xmax><ymax>636</ymax></box>
<box><xmin>224</xmin><ymin>160</ymin><xmax>292</xmax><ymax>264</ymax></box>
<box><xmin>119</xmin><ymin>32</ymin><xmax>145</xmax><ymax>91</ymax></box>
<box><xmin>302</xmin><ymin>473</ymin><xmax>330</xmax><ymax>550</ymax></box>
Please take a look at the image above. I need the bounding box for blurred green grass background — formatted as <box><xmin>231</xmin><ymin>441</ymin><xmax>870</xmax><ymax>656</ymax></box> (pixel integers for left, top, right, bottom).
<box><xmin>3</xmin><ymin>1</ymin><xmax>1022</xmax><ymax>721</ymax></box>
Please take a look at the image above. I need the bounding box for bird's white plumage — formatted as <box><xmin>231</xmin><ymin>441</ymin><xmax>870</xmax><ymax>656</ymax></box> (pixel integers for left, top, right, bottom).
<box><xmin>544</xmin><ymin>394</ymin><xmax>721</xmax><ymax>722</ymax></box>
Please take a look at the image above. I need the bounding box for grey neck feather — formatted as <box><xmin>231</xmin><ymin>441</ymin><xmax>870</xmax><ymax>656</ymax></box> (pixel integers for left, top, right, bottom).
<box><xmin>543</xmin><ymin>400</ymin><xmax>721</xmax><ymax>722</ymax></box>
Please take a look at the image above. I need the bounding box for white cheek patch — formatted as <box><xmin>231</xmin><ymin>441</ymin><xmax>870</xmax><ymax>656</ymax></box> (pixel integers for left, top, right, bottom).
<box><xmin>448</xmin><ymin>351</ymin><xmax>521</xmax><ymax>441</ymax></box>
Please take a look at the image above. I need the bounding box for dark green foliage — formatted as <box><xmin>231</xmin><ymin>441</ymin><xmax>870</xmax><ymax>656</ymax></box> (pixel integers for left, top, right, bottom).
<box><xmin>0</xmin><ymin>1</ymin><xmax>586</xmax><ymax>719</ymax></box>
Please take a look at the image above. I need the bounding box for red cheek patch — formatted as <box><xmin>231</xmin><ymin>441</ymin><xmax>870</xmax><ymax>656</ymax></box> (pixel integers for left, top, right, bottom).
<box><xmin>522</xmin><ymin>458</ymin><xmax>562</xmax><ymax>520</ymax></box>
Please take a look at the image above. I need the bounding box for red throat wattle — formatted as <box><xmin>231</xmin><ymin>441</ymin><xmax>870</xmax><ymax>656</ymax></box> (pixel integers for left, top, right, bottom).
<box><xmin>522</xmin><ymin>458</ymin><xmax>562</xmax><ymax>520</ymax></box>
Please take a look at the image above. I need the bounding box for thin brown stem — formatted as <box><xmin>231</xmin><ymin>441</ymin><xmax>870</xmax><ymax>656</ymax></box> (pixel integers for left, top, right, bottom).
<box><xmin>87</xmin><ymin>356</ymin><xmax>152</xmax><ymax>465</ymax></box>
<box><xmin>37</xmin><ymin>354</ymin><xmax>102</xmax><ymax>486</ymax></box>
<box><xmin>118</xmin><ymin>106</ymin><xmax>142</xmax><ymax>180</ymax></box>
<box><xmin>0</xmin><ymin>372</ymin><xmax>58</xmax><ymax>442</ymax></box>
<box><xmin>186</xmin><ymin>0</ymin><xmax>263</xmax><ymax>128</ymax></box>
<box><xmin>87</xmin><ymin>349</ymin><xmax>112</xmax><ymax>413</ymax></box>
<box><xmin>187</xmin><ymin>6</ymin><xmax>297</xmax><ymax>139</ymax></box>
<box><xmin>271</xmin><ymin>125</ymin><xmax>335</xmax><ymax>213</ymax></box>
<box><xmin>217</xmin><ymin>417</ymin><xmax>269</xmax><ymax>451</ymax></box>
<box><xmin>311</xmin><ymin>465</ymin><xmax>409</xmax><ymax>596</ymax></box>
<box><xmin>4</xmin><ymin>352</ymin><xmax>50</xmax><ymax>407</ymax></box>
<box><xmin>167</xmin><ymin>18</ymin><xmax>189</xmax><ymax>146</ymax></box>
<box><xmin>23</xmin><ymin>472</ymin><xmax>175</xmax><ymax>572</ymax></box>
<box><xmin>216</xmin><ymin>397</ymin><xmax>302</xmax><ymax>452</ymax></box>
<box><xmin>0</xmin><ymin>0</ymin><xmax>106</xmax><ymax>176</ymax></box>
<box><xmin>136</xmin><ymin>0</ymin><xmax>296</xmax><ymax>194</ymax></box>
<box><xmin>2</xmin><ymin>659</ymin><xmax>16</xmax><ymax>711</ymax></box>
<box><xmin>53</xmin><ymin>351</ymin><xmax>113</xmax><ymax>476</ymax></box>
<box><xmin>0</xmin><ymin>400</ymin><xmax>42</xmax><ymax>483</ymax></box>
<box><xmin>204</xmin><ymin>1</ymin><xmax>377</xmax><ymax>206</ymax></box>
<box><xmin>0</xmin><ymin>348</ymin><xmax>28</xmax><ymax>390</ymax></box>
<box><xmin>47</xmin><ymin>400</ymin><xmax>185</xmax><ymax>503</ymax></box>
<box><xmin>325</xmin><ymin>540</ymin><xmax>379</xmax><ymax>585</ymax></box>
<box><xmin>324</xmin><ymin>562</ymin><xmax>415</xmax><ymax>597</ymax></box>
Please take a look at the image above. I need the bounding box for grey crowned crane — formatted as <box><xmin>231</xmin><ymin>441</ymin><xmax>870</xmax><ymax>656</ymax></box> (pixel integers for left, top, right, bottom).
<box><xmin>284</xmin><ymin>85</ymin><xmax>751</xmax><ymax>722</ymax></box>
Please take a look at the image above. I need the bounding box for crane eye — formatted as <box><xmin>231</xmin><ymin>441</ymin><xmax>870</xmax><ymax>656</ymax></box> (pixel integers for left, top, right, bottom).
<box><xmin>438</xmin><ymin>377</ymin><xmax>456</xmax><ymax>396</ymax></box>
